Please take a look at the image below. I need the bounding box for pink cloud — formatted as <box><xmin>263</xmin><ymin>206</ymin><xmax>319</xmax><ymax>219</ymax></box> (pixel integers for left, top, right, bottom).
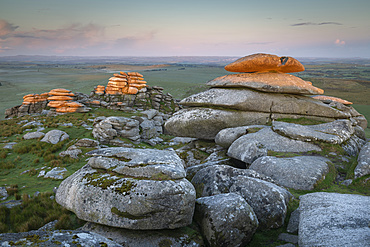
<box><xmin>335</xmin><ymin>39</ymin><xmax>345</xmax><ymax>46</ymax></box>
<box><xmin>0</xmin><ymin>19</ymin><xmax>18</xmax><ymax>38</ymax></box>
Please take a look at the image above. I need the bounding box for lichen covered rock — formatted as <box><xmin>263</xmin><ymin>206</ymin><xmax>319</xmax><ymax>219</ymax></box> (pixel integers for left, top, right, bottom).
<box><xmin>56</xmin><ymin>147</ymin><xmax>196</xmax><ymax>230</ymax></box>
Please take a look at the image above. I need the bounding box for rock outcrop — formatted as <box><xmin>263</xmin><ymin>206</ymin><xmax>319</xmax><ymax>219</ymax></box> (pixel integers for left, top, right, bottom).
<box><xmin>47</xmin><ymin>88</ymin><xmax>89</xmax><ymax>113</ymax></box>
<box><xmin>92</xmin><ymin>110</ymin><xmax>167</xmax><ymax>145</ymax></box>
<box><xmin>190</xmin><ymin>165</ymin><xmax>292</xmax><ymax>229</ymax></box>
<box><xmin>56</xmin><ymin>147</ymin><xmax>196</xmax><ymax>230</ymax></box>
<box><xmin>102</xmin><ymin>72</ymin><xmax>147</xmax><ymax>95</ymax></box>
<box><xmin>165</xmin><ymin>53</ymin><xmax>366</xmax><ymax>140</ymax></box>
<box><xmin>5</xmin><ymin>73</ymin><xmax>179</xmax><ymax>118</ymax></box>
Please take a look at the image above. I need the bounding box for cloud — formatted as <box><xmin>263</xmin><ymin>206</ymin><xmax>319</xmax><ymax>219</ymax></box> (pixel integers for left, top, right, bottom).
<box><xmin>335</xmin><ymin>39</ymin><xmax>345</xmax><ymax>46</ymax></box>
<box><xmin>291</xmin><ymin>22</ymin><xmax>342</xmax><ymax>27</ymax></box>
<box><xmin>0</xmin><ymin>19</ymin><xmax>19</xmax><ymax>38</ymax></box>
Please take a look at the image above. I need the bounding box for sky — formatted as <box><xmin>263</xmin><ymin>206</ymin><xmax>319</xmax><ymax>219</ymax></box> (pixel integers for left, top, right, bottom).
<box><xmin>0</xmin><ymin>0</ymin><xmax>369</xmax><ymax>58</ymax></box>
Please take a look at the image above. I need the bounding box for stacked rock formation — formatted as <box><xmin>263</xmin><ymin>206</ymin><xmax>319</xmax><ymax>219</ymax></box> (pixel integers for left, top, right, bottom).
<box><xmin>165</xmin><ymin>53</ymin><xmax>367</xmax><ymax>140</ymax></box>
<box><xmin>22</xmin><ymin>93</ymin><xmax>49</xmax><ymax>105</ymax></box>
<box><xmin>96</xmin><ymin>71</ymin><xmax>147</xmax><ymax>95</ymax></box>
<box><xmin>47</xmin><ymin>88</ymin><xmax>87</xmax><ymax>113</ymax></box>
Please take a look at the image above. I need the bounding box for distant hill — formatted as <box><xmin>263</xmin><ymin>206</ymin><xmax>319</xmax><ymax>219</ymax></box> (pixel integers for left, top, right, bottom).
<box><xmin>1</xmin><ymin>55</ymin><xmax>369</xmax><ymax>66</ymax></box>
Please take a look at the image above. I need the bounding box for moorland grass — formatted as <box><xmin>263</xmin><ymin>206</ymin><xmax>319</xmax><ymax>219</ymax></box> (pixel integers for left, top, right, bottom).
<box><xmin>0</xmin><ymin>192</ymin><xmax>84</xmax><ymax>233</ymax></box>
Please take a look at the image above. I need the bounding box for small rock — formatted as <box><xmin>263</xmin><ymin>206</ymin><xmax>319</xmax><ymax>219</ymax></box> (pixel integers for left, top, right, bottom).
<box><xmin>3</xmin><ymin>142</ymin><xmax>17</xmax><ymax>149</ymax></box>
<box><xmin>141</xmin><ymin>109</ymin><xmax>158</xmax><ymax>120</ymax></box>
<box><xmin>75</xmin><ymin>138</ymin><xmax>99</xmax><ymax>148</ymax></box>
<box><xmin>41</xmin><ymin>130</ymin><xmax>69</xmax><ymax>144</ymax></box>
<box><xmin>287</xmin><ymin>209</ymin><xmax>300</xmax><ymax>234</ymax></box>
<box><xmin>38</xmin><ymin>170</ymin><xmax>46</xmax><ymax>177</ymax></box>
<box><xmin>23</xmin><ymin>131</ymin><xmax>45</xmax><ymax>140</ymax></box>
<box><xmin>34</xmin><ymin>191</ymin><xmax>40</xmax><ymax>197</ymax></box>
<box><xmin>44</xmin><ymin>167</ymin><xmax>67</xmax><ymax>180</ymax></box>
<box><xmin>340</xmin><ymin>179</ymin><xmax>353</xmax><ymax>186</ymax></box>
<box><xmin>355</xmin><ymin>141</ymin><xmax>370</xmax><ymax>178</ymax></box>
<box><xmin>0</xmin><ymin>187</ymin><xmax>8</xmax><ymax>200</ymax></box>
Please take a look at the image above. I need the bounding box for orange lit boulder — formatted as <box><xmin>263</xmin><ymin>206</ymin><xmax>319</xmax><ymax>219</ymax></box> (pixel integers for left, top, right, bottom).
<box><xmin>22</xmin><ymin>93</ymin><xmax>49</xmax><ymax>104</ymax></box>
<box><xmin>47</xmin><ymin>96</ymin><xmax>74</xmax><ymax>101</ymax></box>
<box><xmin>100</xmin><ymin>71</ymin><xmax>147</xmax><ymax>95</ymax></box>
<box><xmin>94</xmin><ymin>85</ymin><xmax>105</xmax><ymax>94</ymax></box>
<box><xmin>225</xmin><ymin>53</ymin><xmax>305</xmax><ymax>73</ymax></box>
<box><xmin>49</xmin><ymin>88</ymin><xmax>75</xmax><ymax>96</ymax></box>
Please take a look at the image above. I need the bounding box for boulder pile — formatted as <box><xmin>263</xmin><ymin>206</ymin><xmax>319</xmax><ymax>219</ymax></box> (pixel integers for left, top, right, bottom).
<box><xmin>22</xmin><ymin>93</ymin><xmax>49</xmax><ymax>105</ymax></box>
<box><xmin>95</xmin><ymin>71</ymin><xmax>147</xmax><ymax>95</ymax></box>
<box><xmin>47</xmin><ymin>88</ymin><xmax>88</xmax><ymax>113</ymax></box>
<box><xmin>165</xmin><ymin>53</ymin><xmax>367</xmax><ymax>140</ymax></box>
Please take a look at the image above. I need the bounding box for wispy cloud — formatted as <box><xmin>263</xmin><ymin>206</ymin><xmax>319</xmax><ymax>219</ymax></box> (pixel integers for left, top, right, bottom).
<box><xmin>0</xmin><ymin>19</ymin><xmax>19</xmax><ymax>38</ymax></box>
<box><xmin>291</xmin><ymin>22</ymin><xmax>342</xmax><ymax>27</ymax></box>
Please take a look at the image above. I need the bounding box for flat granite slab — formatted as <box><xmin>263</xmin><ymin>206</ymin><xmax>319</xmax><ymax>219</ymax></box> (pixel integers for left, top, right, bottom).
<box><xmin>298</xmin><ymin>192</ymin><xmax>370</xmax><ymax>247</ymax></box>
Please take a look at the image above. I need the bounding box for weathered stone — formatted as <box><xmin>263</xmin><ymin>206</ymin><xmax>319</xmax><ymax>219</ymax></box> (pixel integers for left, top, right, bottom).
<box><xmin>82</xmin><ymin>222</ymin><xmax>204</xmax><ymax>247</ymax></box>
<box><xmin>181</xmin><ymin>88</ymin><xmax>348</xmax><ymax>118</ymax></box>
<box><xmin>194</xmin><ymin>193</ymin><xmax>258</xmax><ymax>247</ymax></box>
<box><xmin>274</xmin><ymin>119</ymin><xmax>354</xmax><ymax>144</ymax></box>
<box><xmin>0</xmin><ymin>229</ymin><xmax>120</xmax><ymax>247</ymax></box>
<box><xmin>298</xmin><ymin>192</ymin><xmax>370</xmax><ymax>247</ymax></box>
<box><xmin>165</xmin><ymin>108</ymin><xmax>271</xmax><ymax>140</ymax></box>
<box><xmin>3</xmin><ymin>142</ymin><xmax>17</xmax><ymax>149</ymax></box>
<box><xmin>191</xmin><ymin>165</ymin><xmax>290</xmax><ymax>229</ymax></box>
<box><xmin>229</xmin><ymin>176</ymin><xmax>291</xmax><ymax>229</ymax></box>
<box><xmin>206</xmin><ymin>72</ymin><xmax>322</xmax><ymax>95</ymax></box>
<box><xmin>59</xmin><ymin>145</ymin><xmax>82</xmax><ymax>159</ymax></box>
<box><xmin>250</xmin><ymin>156</ymin><xmax>330</xmax><ymax>190</ymax></box>
<box><xmin>0</xmin><ymin>187</ymin><xmax>8</xmax><ymax>200</ymax></box>
<box><xmin>93</xmin><ymin>116</ymin><xmax>140</xmax><ymax>143</ymax></box>
<box><xmin>355</xmin><ymin>141</ymin><xmax>370</xmax><ymax>178</ymax></box>
<box><xmin>86</xmin><ymin>147</ymin><xmax>186</xmax><ymax>180</ymax></box>
<box><xmin>191</xmin><ymin>165</ymin><xmax>276</xmax><ymax>198</ymax></box>
<box><xmin>224</xmin><ymin>53</ymin><xmax>305</xmax><ymax>73</ymax></box>
<box><xmin>169</xmin><ymin>137</ymin><xmax>197</xmax><ymax>145</ymax></box>
<box><xmin>40</xmin><ymin>129</ymin><xmax>69</xmax><ymax>144</ymax></box>
<box><xmin>56</xmin><ymin>164</ymin><xmax>195</xmax><ymax>230</ymax></box>
<box><xmin>227</xmin><ymin>127</ymin><xmax>321</xmax><ymax>163</ymax></box>
<box><xmin>75</xmin><ymin>138</ymin><xmax>99</xmax><ymax>148</ymax></box>
<box><xmin>185</xmin><ymin>160</ymin><xmax>226</xmax><ymax>181</ymax></box>
<box><xmin>342</xmin><ymin>135</ymin><xmax>366</xmax><ymax>156</ymax></box>
<box><xmin>216</xmin><ymin>125</ymin><xmax>257</xmax><ymax>148</ymax></box>
<box><xmin>287</xmin><ymin>209</ymin><xmax>300</xmax><ymax>234</ymax></box>
<box><xmin>23</xmin><ymin>131</ymin><xmax>45</xmax><ymax>140</ymax></box>
<box><xmin>44</xmin><ymin>167</ymin><xmax>68</xmax><ymax>180</ymax></box>
<box><xmin>228</xmin><ymin>140</ymin><xmax>268</xmax><ymax>165</ymax></box>
<box><xmin>141</xmin><ymin>109</ymin><xmax>158</xmax><ymax>120</ymax></box>
<box><xmin>140</xmin><ymin>119</ymin><xmax>159</xmax><ymax>140</ymax></box>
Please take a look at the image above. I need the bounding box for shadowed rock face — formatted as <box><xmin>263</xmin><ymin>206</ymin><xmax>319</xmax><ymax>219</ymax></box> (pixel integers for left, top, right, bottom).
<box><xmin>224</xmin><ymin>53</ymin><xmax>305</xmax><ymax>73</ymax></box>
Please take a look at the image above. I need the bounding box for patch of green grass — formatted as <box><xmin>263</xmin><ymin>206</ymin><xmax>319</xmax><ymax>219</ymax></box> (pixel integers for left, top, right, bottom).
<box><xmin>0</xmin><ymin>192</ymin><xmax>84</xmax><ymax>233</ymax></box>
